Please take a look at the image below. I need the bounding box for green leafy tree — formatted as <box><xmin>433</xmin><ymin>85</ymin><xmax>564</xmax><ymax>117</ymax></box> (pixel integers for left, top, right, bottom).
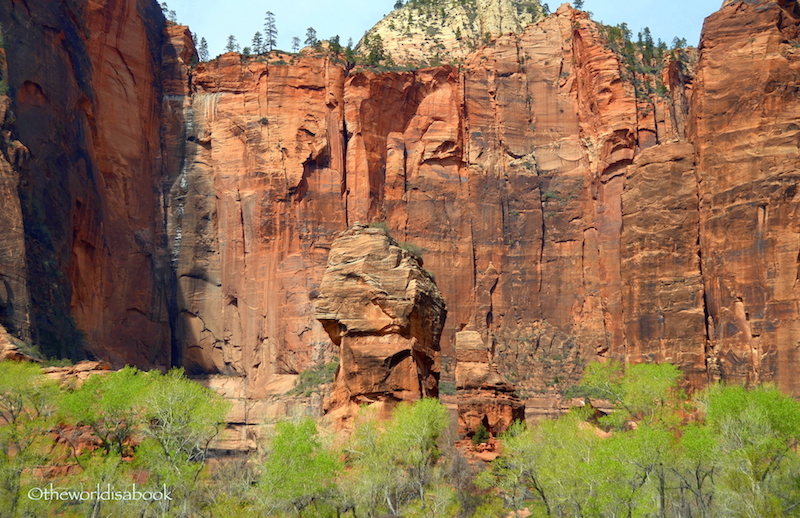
<box><xmin>60</xmin><ymin>365</ymin><xmax>150</xmax><ymax>456</ymax></box>
<box><xmin>259</xmin><ymin>418</ymin><xmax>341</xmax><ymax>516</ymax></box>
<box><xmin>705</xmin><ymin>384</ymin><xmax>800</xmax><ymax>517</ymax></box>
<box><xmin>136</xmin><ymin>368</ymin><xmax>230</xmax><ymax>518</ymax></box>
<box><xmin>576</xmin><ymin>360</ymin><xmax>683</xmax><ymax>429</ymax></box>
<box><xmin>344</xmin><ymin>399</ymin><xmax>450</xmax><ymax>516</ymax></box>
<box><xmin>264</xmin><ymin>11</ymin><xmax>278</xmax><ymax>51</ymax></box>
<box><xmin>0</xmin><ymin>361</ymin><xmax>59</xmax><ymax>516</ymax></box>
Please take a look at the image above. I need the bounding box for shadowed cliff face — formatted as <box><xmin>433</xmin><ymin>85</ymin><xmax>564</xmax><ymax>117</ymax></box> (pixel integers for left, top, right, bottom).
<box><xmin>1</xmin><ymin>0</ymin><xmax>800</xmax><ymax>403</ymax></box>
<box><xmin>0</xmin><ymin>0</ymin><xmax>171</xmax><ymax>365</ymax></box>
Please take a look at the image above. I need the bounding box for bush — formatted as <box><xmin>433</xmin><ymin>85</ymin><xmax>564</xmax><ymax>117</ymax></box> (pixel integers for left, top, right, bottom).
<box><xmin>289</xmin><ymin>360</ymin><xmax>339</xmax><ymax>396</ymax></box>
<box><xmin>399</xmin><ymin>241</ymin><xmax>425</xmax><ymax>262</ymax></box>
<box><xmin>439</xmin><ymin>381</ymin><xmax>456</xmax><ymax>396</ymax></box>
<box><xmin>472</xmin><ymin>423</ymin><xmax>490</xmax><ymax>445</ymax></box>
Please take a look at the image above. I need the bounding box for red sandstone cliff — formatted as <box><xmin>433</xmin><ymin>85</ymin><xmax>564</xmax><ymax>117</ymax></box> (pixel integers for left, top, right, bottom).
<box><xmin>0</xmin><ymin>0</ymin><xmax>171</xmax><ymax>365</ymax></box>
<box><xmin>1</xmin><ymin>0</ymin><xmax>799</xmax><ymax>420</ymax></box>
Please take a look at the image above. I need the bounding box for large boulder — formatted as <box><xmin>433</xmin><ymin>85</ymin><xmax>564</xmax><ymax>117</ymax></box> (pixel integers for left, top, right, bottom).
<box><xmin>316</xmin><ymin>224</ymin><xmax>446</xmax><ymax>420</ymax></box>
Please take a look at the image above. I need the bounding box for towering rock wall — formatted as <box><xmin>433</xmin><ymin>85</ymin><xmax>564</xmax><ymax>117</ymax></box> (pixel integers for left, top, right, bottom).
<box><xmin>692</xmin><ymin>0</ymin><xmax>800</xmax><ymax>392</ymax></box>
<box><xmin>0</xmin><ymin>0</ymin><xmax>171</xmax><ymax>365</ymax></box>
<box><xmin>2</xmin><ymin>0</ymin><xmax>800</xmax><ymax>403</ymax></box>
<box><xmin>168</xmin><ymin>6</ymin><xmax>702</xmax><ymax>400</ymax></box>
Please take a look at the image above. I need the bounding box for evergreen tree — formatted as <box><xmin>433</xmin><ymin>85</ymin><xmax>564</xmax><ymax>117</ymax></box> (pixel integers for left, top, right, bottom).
<box><xmin>198</xmin><ymin>37</ymin><xmax>209</xmax><ymax>62</ymax></box>
<box><xmin>291</xmin><ymin>36</ymin><xmax>301</xmax><ymax>53</ymax></box>
<box><xmin>394</xmin><ymin>0</ymin><xmax>404</xmax><ymax>8</ymax></box>
<box><xmin>264</xmin><ymin>11</ymin><xmax>278</xmax><ymax>51</ymax></box>
<box><xmin>364</xmin><ymin>33</ymin><xmax>388</xmax><ymax>65</ymax></box>
<box><xmin>224</xmin><ymin>35</ymin><xmax>240</xmax><ymax>53</ymax></box>
<box><xmin>305</xmin><ymin>27</ymin><xmax>318</xmax><ymax>47</ymax></box>
<box><xmin>159</xmin><ymin>2</ymin><xmax>177</xmax><ymax>23</ymax></box>
<box><xmin>573</xmin><ymin>0</ymin><xmax>584</xmax><ymax>8</ymax></box>
<box><xmin>251</xmin><ymin>31</ymin><xmax>264</xmax><ymax>55</ymax></box>
<box><xmin>329</xmin><ymin>35</ymin><xmax>342</xmax><ymax>55</ymax></box>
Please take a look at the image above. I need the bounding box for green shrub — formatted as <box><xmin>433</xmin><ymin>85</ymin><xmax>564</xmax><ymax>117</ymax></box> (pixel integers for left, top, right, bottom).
<box><xmin>439</xmin><ymin>381</ymin><xmax>456</xmax><ymax>396</ymax></box>
<box><xmin>472</xmin><ymin>422</ymin><xmax>490</xmax><ymax>445</ymax></box>
<box><xmin>289</xmin><ymin>360</ymin><xmax>339</xmax><ymax>397</ymax></box>
<box><xmin>399</xmin><ymin>241</ymin><xmax>425</xmax><ymax>261</ymax></box>
<box><xmin>368</xmin><ymin>220</ymin><xmax>390</xmax><ymax>234</ymax></box>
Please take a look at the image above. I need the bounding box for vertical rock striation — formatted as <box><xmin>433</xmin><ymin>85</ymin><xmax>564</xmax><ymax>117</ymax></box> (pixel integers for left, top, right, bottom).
<box><xmin>692</xmin><ymin>0</ymin><xmax>800</xmax><ymax>391</ymax></box>
<box><xmin>3</xmin><ymin>0</ymin><xmax>800</xmax><ymax>413</ymax></box>
<box><xmin>0</xmin><ymin>0</ymin><xmax>171</xmax><ymax>365</ymax></box>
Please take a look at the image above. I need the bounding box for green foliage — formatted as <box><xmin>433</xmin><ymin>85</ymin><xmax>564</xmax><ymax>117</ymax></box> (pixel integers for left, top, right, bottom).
<box><xmin>399</xmin><ymin>241</ymin><xmax>426</xmax><ymax>262</ymax></box>
<box><xmin>0</xmin><ymin>361</ymin><xmax>58</xmax><ymax>516</ymax></box>
<box><xmin>288</xmin><ymin>360</ymin><xmax>338</xmax><ymax>397</ymax></box>
<box><xmin>368</xmin><ymin>220</ymin><xmax>391</xmax><ymax>234</ymax></box>
<box><xmin>224</xmin><ymin>34</ymin><xmax>240</xmax><ymax>53</ymax></box>
<box><xmin>11</xmin><ymin>355</ymin><xmax>800</xmax><ymax>518</ymax></box>
<box><xmin>471</xmin><ymin>422</ymin><xmax>490</xmax><ymax>445</ymax></box>
<box><xmin>329</xmin><ymin>35</ymin><xmax>342</xmax><ymax>55</ymax></box>
<box><xmin>574</xmin><ymin>360</ymin><xmax>683</xmax><ymax>428</ymax></box>
<box><xmin>305</xmin><ymin>27</ymin><xmax>319</xmax><ymax>47</ymax></box>
<box><xmin>251</xmin><ymin>31</ymin><xmax>264</xmax><ymax>55</ymax></box>
<box><xmin>439</xmin><ymin>380</ymin><xmax>456</xmax><ymax>396</ymax></box>
<box><xmin>136</xmin><ymin>368</ymin><xmax>230</xmax><ymax>516</ymax></box>
<box><xmin>260</xmin><ymin>418</ymin><xmax>342</xmax><ymax>515</ymax></box>
<box><xmin>197</xmin><ymin>37</ymin><xmax>209</xmax><ymax>62</ymax></box>
<box><xmin>363</xmin><ymin>32</ymin><xmax>390</xmax><ymax>66</ymax></box>
<box><xmin>61</xmin><ymin>365</ymin><xmax>151</xmax><ymax>455</ymax></box>
<box><xmin>482</xmin><ymin>362</ymin><xmax>800</xmax><ymax>517</ymax></box>
<box><xmin>344</xmin><ymin>399</ymin><xmax>451</xmax><ymax>516</ymax></box>
<box><xmin>264</xmin><ymin>11</ymin><xmax>278</xmax><ymax>52</ymax></box>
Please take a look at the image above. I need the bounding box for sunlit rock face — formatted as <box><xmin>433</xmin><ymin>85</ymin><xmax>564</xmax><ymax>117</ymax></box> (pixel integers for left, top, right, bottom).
<box><xmin>2</xmin><ymin>0</ymin><xmax>800</xmax><ymax>415</ymax></box>
<box><xmin>690</xmin><ymin>0</ymin><xmax>800</xmax><ymax>392</ymax></box>
<box><xmin>455</xmin><ymin>330</ymin><xmax>525</xmax><ymax>436</ymax></box>
<box><xmin>361</xmin><ymin>0</ymin><xmax>544</xmax><ymax>67</ymax></box>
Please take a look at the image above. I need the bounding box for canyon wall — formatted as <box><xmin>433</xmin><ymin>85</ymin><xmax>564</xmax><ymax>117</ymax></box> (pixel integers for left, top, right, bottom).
<box><xmin>1</xmin><ymin>0</ymin><xmax>799</xmax><ymax>408</ymax></box>
<box><xmin>0</xmin><ymin>0</ymin><xmax>171</xmax><ymax>366</ymax></box>
<box><xmin>692</xmin><ymin>0</ymin><xmax>800</xmax><ymax>392</ymax></box>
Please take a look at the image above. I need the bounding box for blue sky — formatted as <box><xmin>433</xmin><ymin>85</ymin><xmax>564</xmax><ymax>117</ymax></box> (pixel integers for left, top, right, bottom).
<box><xmin>163</xmin><ymin>0</ymin><xmax>723</xmax><ymax>58</ymax></box>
